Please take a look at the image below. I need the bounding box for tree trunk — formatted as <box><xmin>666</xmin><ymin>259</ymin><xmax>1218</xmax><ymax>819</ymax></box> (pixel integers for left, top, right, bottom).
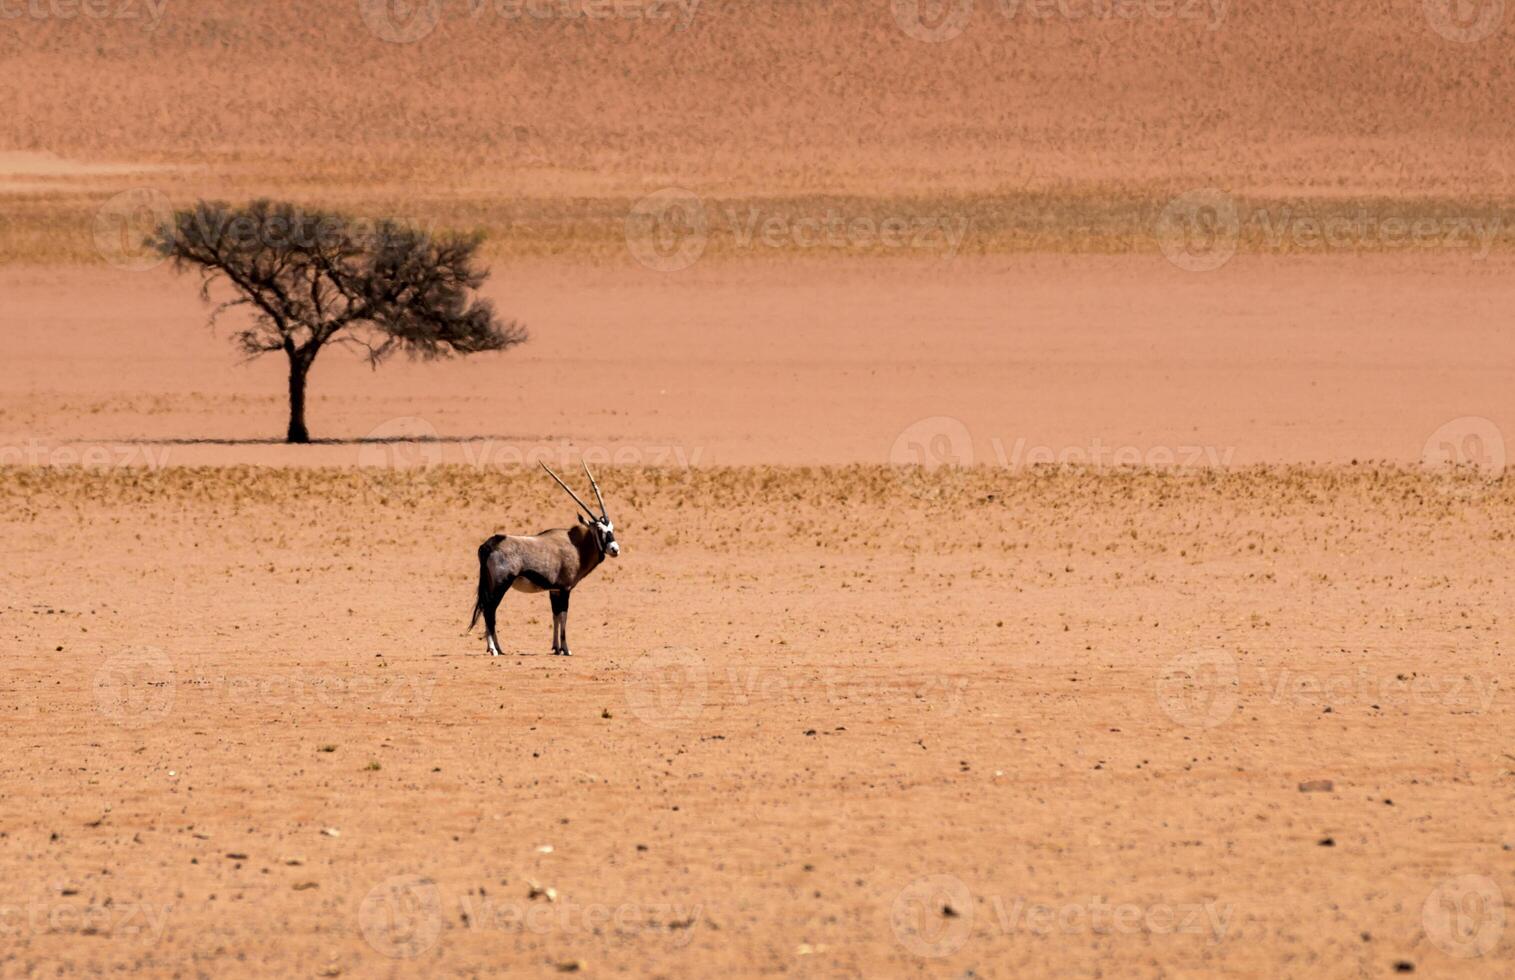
<box><xmin>286</xmin><ymin>355</ymin><xmax>311</xmax><ymax>444</ymax></box>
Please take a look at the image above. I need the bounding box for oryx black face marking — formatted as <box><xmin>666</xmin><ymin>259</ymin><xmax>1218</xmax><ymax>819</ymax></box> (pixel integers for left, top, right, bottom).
<box><xmin>468</xmin><ymin>460</ymin><xmax>621</xmax><ymax>657</ymax></box>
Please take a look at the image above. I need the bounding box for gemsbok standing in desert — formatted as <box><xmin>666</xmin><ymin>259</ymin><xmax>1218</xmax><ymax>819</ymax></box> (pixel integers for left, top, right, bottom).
<box><xmin>469</xmin><ymin>461</ymin><xmax>620</xmax><ymax>656</ymax></box>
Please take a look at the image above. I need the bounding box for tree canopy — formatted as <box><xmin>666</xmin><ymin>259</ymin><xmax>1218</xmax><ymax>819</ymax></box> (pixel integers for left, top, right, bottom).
<box><xmin>152</xmin><ymin>199</ymin><xmax>526</xmax><ymax>442</ymax></box>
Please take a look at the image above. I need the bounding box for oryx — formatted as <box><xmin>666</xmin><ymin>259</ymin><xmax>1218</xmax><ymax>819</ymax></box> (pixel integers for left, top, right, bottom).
<box><xmin>469</xmin><ymin>461</ymin><xmax>620</xmax><ymax>656</ymax></box>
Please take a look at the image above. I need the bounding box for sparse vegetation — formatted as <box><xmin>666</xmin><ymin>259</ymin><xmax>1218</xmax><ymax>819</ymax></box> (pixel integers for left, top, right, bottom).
<box><xmin>151</xmin><ymin>199</ymin><xmax>527</xmax><ymax>443</ymax></box>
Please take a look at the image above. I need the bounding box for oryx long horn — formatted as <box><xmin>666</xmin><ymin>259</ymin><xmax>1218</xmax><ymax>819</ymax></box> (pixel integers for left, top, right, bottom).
<box><xmin>540</xmin><ymin>461</ymin><xmax>598</xmax><ymax>520</ymax></box>
<box><xmin>582</xmin><ymin>461</ymin><xmax>608</xmax><ymax>518</ymax></box>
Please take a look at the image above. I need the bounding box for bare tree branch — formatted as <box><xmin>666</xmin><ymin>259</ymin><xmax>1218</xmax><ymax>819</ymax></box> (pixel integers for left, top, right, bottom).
<box><xmin>152</xmin><ymin>199</ymin><xmax>527</xmax><ymax>443</ymax></box>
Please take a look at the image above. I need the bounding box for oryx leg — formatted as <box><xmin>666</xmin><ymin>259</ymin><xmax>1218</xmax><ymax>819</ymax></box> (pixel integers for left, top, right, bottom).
<box><xmin>483</xmin><ymin>572</ymin><xmax>514</xmax><ymax>657</ymax></box>
<box><xmin>549</xmin><ymin>590</ymin><xmax>570</xmax><ymax>656</ymax></box>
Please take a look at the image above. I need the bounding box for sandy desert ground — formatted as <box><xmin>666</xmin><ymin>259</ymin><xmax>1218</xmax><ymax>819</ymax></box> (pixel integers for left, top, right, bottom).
<box><xmin>3</xmin><ymin>254</ymin><xmax>1514</xmax><ymax>470</ymax></box>
<box><xmin>4</xmin><ymin>0</ymin><xmax>1515</xmax><ymax>264</ymax></box>
<box><xmin>4</xmin><ymin>0</ymin><xmax>1515</xmax><ymax>976</ymax></box>
<box><xmin>2</xmin><ymin>466</ymin><xmax>1513</xmax><ymax>978</ymax></box>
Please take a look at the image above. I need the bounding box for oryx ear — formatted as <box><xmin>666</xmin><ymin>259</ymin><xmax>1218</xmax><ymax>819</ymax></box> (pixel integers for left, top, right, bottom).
<box><xmin>577</xmin><ymin>514</ymin><xmax>590</xmax><ymax>526</ymax></box>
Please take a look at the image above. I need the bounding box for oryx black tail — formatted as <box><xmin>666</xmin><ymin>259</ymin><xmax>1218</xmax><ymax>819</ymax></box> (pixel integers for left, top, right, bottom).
<box><xmin>470</xmin><ymin>535</ymin><xmax>507</xmax><ymax>630</ymax></box>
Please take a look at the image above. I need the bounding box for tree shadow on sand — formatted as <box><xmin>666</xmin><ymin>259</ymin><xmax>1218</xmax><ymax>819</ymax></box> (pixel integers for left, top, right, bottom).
<box><xmin>72</xmin><ymin>435</ymin><xmax>528</xmax><ymax>447</ymax></box>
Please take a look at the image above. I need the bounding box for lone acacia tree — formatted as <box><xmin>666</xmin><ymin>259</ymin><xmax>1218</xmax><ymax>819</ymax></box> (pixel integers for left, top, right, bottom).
<box><xmin>153</xmin><ymin>199</ymin><xmax>526</xmax><ymax>443</ymax></box>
